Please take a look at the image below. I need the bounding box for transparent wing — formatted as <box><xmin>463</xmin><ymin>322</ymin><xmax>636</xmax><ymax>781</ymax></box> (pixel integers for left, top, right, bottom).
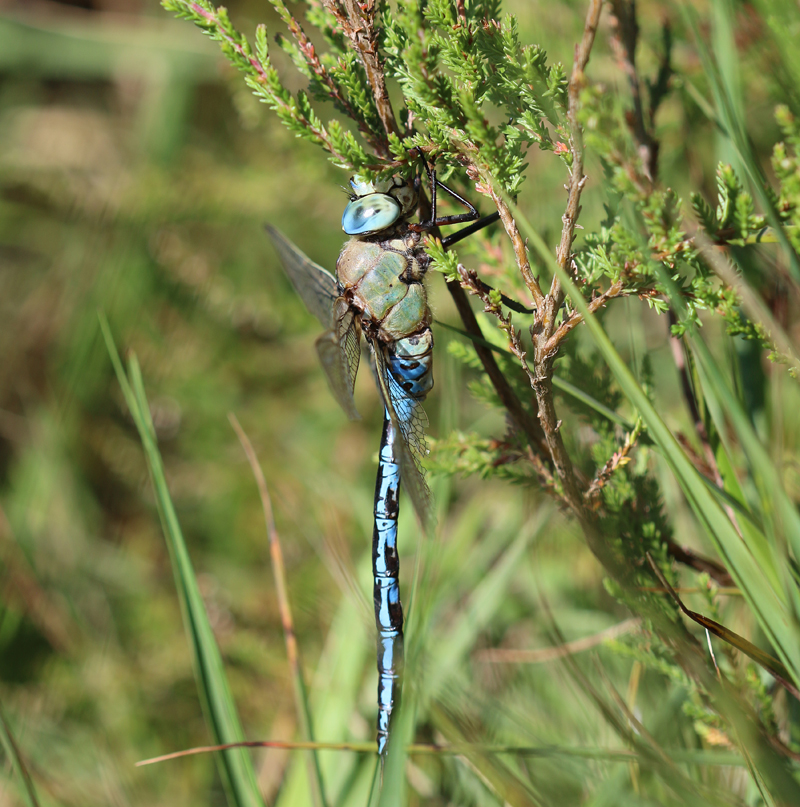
<box><xmin>341</xmin><ymin>308</ymin><xmax>362</xmax><ymax>395</ymax></box>
<box><xmin>265</xmin><ymin>224</ymin><xmax>338</xmax><ymax>329</ymax></box>
<box><xmin>315</xmin><ymin>307</ymin><xmax>361</xmax><ymax>421</ymax></box>
<box><xmin>266</xmin><ymin>224</ymin><xmax>363</xmax><ymax>420</ymax></box>
<box><xmin>372</xmin><ymin>341</ymin><xmax>434</xmax><ymax>531</ymax></box>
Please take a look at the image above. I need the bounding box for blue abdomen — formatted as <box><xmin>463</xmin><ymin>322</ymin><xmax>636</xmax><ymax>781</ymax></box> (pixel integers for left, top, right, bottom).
<box><xmin>389</xmin><ymin>331</ymin><xmax>434</xmax><ymax>399</ymax></box>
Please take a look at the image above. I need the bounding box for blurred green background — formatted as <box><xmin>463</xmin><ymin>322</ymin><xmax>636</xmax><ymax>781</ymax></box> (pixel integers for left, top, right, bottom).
<box><xmin>0</xmin><ymin>0</ymin><xmax>796</xmax><ymax>805</ymax></box>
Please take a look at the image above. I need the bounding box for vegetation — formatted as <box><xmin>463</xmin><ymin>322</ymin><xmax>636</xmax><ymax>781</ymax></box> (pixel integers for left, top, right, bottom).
<box><xmin>2</xmin><ymin>0</ymin><xmax>800</xmax><ymax>804</ymax></box>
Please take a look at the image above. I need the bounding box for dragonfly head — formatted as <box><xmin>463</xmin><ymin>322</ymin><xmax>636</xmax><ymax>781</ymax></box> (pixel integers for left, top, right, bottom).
<box><xmin>342</xmin><ymin>175</ymin><xmax>417</xmax><ymax>236</ymax></box>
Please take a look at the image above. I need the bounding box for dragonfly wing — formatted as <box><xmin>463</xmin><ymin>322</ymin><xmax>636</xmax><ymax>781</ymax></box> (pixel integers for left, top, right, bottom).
<box><xmin>265</xmin><ymin>224</ymin><xmax>338</xmax><ymax>329</ymax></box>
<box><xmin>315</xmin><ymin>307</ymin><xmax>361</xmax><ymax>421</ymax></box>
<box><xmin>340</xmin><ymin>305</ymin><xmax>362</xmax><ymax>398</ymax></box>
<box><xmin>267</xmin><ymin>224</ymin><xmax>363</xmax><ymax>420</ymax></box>
<box><xmin>372</xmin><ymin>341</ymin><xmax>434</xmax><ymax>531</ymax></box>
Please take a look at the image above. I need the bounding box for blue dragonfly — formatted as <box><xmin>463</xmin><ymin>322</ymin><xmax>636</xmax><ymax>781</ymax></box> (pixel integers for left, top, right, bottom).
<box><xmin>266</xmin><ymin>167</ymin><xmax>499</xmax><ymax>758</ymax></box>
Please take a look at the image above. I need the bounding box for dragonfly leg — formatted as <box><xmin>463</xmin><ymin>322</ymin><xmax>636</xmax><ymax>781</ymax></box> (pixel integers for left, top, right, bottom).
<box><xmin>373</xmin><ymin>413</ymin><xmax>405</xmax><ymax>758</ymax></box>
<box><xmin>417</xmin><ymin>163</ymin><xmax>526</xmax><ymax>312</ymax></box>
<box><xmin>408</xmin><ymin>160</ymin><xmax>502</xmax><ymax>246</ymax></box>
<box><xmin>440</xmin><ymin>211</ymin><xmax>502</xmax><ymax>248</ymax></box>
<box><xmin>411</xmin><ymin>161</ymin><xmax>482</xmax><ymax>231</ymax></box>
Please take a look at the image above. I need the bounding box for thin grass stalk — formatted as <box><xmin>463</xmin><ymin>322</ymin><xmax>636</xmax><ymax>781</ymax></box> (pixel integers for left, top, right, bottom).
<box><xmin>135</xmin><ymin>737</ymin><xmax>748</xmax><ymax>769</ymax></box>
<box><xmin>228</xmin><ymin>413</ymin><xmax>328</xmax><ymax>807</ymax></box>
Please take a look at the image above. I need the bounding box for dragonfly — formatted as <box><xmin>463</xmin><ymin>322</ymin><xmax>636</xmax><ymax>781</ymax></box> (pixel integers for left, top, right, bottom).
<box><xmin>265</xmin><ymin>166</ymin><xmax>499</xmax><ymax>758</ymax></box>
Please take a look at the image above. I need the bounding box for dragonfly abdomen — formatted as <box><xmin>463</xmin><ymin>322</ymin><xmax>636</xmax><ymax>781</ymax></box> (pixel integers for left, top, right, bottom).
<box><xmin>389</xmin><ymin>331</ymin><xmax>434</xmax><ymax>398</ymax></box>
<box><xmin>373</xmin><ymin>417</ymin><xmax>403</xmax><ymax>757</ymax></box>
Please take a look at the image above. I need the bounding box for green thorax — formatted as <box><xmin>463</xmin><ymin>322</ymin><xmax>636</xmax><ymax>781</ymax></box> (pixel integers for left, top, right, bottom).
<box><xmin>336</xmin><ymin>235</ymin><xmax>430</xmax><ymax>341</ymax></box>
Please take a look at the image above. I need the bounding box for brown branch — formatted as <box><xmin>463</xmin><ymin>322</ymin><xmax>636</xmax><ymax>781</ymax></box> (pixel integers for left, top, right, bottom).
<box><xmin>584</xmin><ymin>417</ymin><xmax>641</xmax><ymax>502</ymax></box>
<box><xmin>414</xmin><ymin>167</ymin><xmax>548</xmax><ymax>456</ymax></box>
<box><xmin>523</xmin><ymin>444</ymin><xmax>558</xmax><ymax>494</ymax></box>
<box><xmin>528</xmin><ymin>0</ymin><xmax>605</xmax><ymax>526</ymax></box>
<box><xmin>531</xmin><ymin>368</ymin><xmax>586</xmax><ymax>518</ymax></box>
<box><xmin>323</xmin><ymin>0</ymin><xmax>399</xmax><ymax>150</ymax></box>
<box><xmin>608</xmin><ymin>0</ymin><xmax>657</xmax><ymax>183</ymax></box>
<box><xmin>545</xmin><ymin>279</ymin><xmax>625</xmax><ymax>353</ymax></box>
<box><xmin>457</xmin><ymin>264</ymin><xmax>537</xmax><ymax>388</ymax></box>
<box><xmin>485</xmin><ymin>182</ymin><xmax>546</xmax><ymax>309</ymax></box>
<box><xmin>665</xmin><ymin>542</ymin><xmax>734</xmax><ymax>588</ymax></box>
<box><xmin>447</xmin><ymin>138</ymin><xmax>546</xmax><ymax>308</ymax></box>
<box><xmin>275</xmin><ymin>2</ymin><xmax>385</xmax><ymax>153</ymax></box>
<box><xmin>436</xmin><ymin>5</ymin><xmax>610</xmax><ymax>533</ymax></box>
<box><xmin>545</xmin><ymin>0</ymin><xmax>604</xmax><ymax>330</ymax></box>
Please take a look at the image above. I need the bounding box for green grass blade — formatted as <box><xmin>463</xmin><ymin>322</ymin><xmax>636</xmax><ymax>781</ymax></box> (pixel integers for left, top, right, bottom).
<box><xmin>99</xmin><ymin>314</ymin><xmax>265</xmax><ymax>807</ymax></box>
<box><xmin>426</xmin><ymin>509</ymin><xmax>550</xmax><ymax>695</ymax></box>
<box><xmin>377</xmin><ymin>704</ymin><xmax>411</xmax><ymax>807</ymax></box>
<box><xmin>0</xmin><ymin>704</ymin><xmax>41</xmax><ymax>807</ymax></box>
<box><xmin>661</xmin><ymin>281</ymin><xmax>800</xmax><ymax>664</ymax></box>
<box><xmin>681</xmin><ymin>2</ymin><xmax>800</xmax><ymax>282</ymax></box>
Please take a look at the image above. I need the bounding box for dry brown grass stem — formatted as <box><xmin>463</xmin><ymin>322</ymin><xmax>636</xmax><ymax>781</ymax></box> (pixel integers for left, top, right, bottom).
<box><xmin>228</xmin><ymin>413</ymin><xmax>326</xmax><ymax>807</ymax></box>
<box><xmin>475</xmin><ymin>617</ymin><xmax>641</xmax><ymax>663</ymax></box>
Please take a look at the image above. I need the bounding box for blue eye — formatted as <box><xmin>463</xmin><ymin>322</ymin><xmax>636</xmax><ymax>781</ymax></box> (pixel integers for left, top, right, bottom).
<box><xmin>342</xmin><ymin>194</ymin><xmax>402</xmax><ymax>235</ymax></box>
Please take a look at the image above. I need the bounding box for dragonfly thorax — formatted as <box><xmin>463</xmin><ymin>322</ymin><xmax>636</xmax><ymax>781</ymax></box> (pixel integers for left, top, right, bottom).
<box><xmin>337</xmin><ymin>234</ymin><xmax>430</xmax><ymax>343</ymax></box>
<box><xmin>342</xmin><ymin>175</ymin><xmax>417</xmax><ymax>236</ymax></box>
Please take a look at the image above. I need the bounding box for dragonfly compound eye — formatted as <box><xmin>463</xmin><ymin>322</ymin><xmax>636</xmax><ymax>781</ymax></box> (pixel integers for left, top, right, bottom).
<box><xmin>342</xmin><ymin>193</ymin><xmax>402</xmax><ymax>235</ymax></box>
